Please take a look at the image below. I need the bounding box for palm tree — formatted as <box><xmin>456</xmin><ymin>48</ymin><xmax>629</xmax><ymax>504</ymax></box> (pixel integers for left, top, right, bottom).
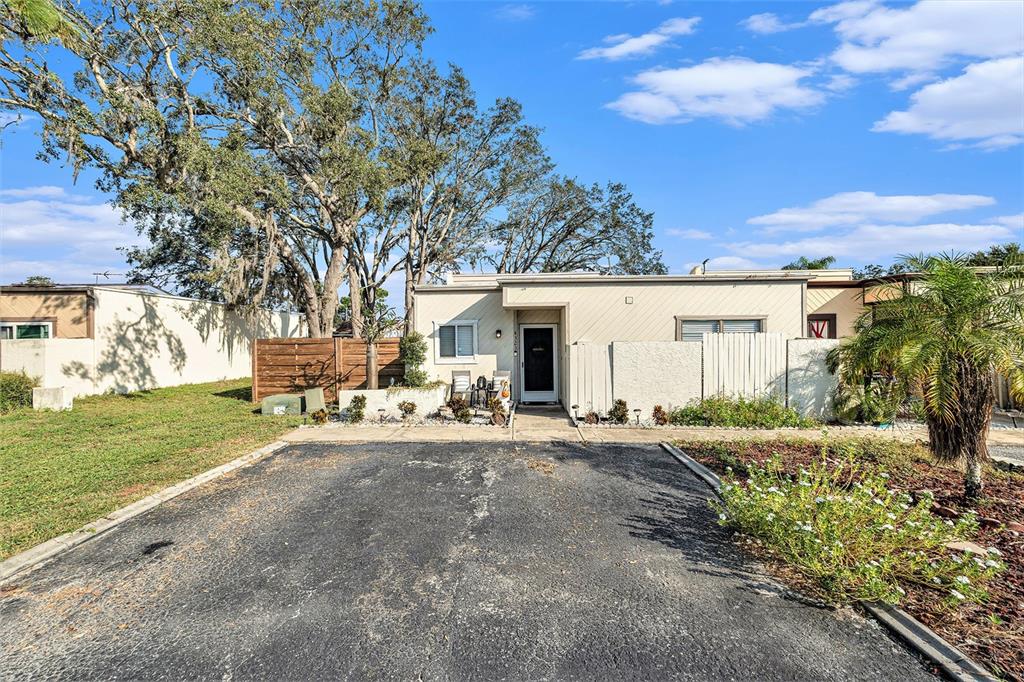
<box><xmin>828</xmin><ymin>254</ymin><xmax>1024</xmax><ymax>500</ymax></box>
<box><xmin>782</xmin><ymin>255</ymin><xmax>836</xmax><ymax>270</ymax></box>
<box><xmin>3</xmin><ymin>0</ymin><xmax>81</xmax><ymax>44</ymax></box>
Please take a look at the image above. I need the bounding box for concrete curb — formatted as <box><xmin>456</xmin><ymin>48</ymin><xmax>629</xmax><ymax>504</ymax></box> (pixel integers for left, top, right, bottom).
<box><xmin>860</xmin><ymin>602</ymin><xmax>997</xmax><ymax>681</ymax></box>
<box><xmin>658</xmin><ymin>441</ymin><xmax>997</xmax><ymax>682</ymax></box>
<box><xmin>0</xmin><ymin>440</ymin><xmax>290</xmax><ymax>585</ymax></box>
<box><xmin>659</xmin><ymin>442</ymin><xmax>724</xmax><ymax>500</ymax></box>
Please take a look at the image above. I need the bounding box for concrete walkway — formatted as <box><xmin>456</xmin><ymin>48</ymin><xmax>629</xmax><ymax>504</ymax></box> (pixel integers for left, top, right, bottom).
<box><xmin>283</xmin><ymin>407</ymin><xmax>1023</xmax><ymax>451</ymax></box>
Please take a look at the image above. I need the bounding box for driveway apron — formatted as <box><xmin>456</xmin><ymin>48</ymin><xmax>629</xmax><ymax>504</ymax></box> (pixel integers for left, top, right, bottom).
<box><xmin>0</xmin><ymin>442</ymin><xmax>934</xmax><ymax>680</ymax></box>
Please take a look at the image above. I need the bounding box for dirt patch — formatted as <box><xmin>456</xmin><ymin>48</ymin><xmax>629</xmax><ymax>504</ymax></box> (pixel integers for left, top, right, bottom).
<box><xmin>526</xmin><ymin>458</ymin><xmax>556</xmax><ymax>475</ymax></box>
<box><xmin>678</xmin><ymin>437</ymin><xmax>1024</xmax><ymax>681</ymax></box>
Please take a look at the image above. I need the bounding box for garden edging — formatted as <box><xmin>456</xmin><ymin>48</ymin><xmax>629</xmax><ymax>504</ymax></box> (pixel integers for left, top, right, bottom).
<box><xmin>657</xmin><ymin>441</ymin><xmax>997</xmax><ymax>682</ymax></box>
<box><xmin>0</xmin><ymin>440</ymin><xmax>289</xmax><ymax>585</ymax></box>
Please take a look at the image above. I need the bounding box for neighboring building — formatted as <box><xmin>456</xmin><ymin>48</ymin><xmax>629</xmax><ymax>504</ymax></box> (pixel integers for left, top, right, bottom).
<box><xmin>0</xmin><ymin>284</ymin><xmax>304</xmax><ymax>397</ymax></box>
<box><xmin>412</xmin><ymin>269</ymin><xmax>873</xmax><ymax>408</ymax></box>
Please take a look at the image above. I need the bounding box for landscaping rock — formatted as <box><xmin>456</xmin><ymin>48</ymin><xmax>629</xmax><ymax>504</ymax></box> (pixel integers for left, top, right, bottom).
<box><xmin>32</xmin><ymin>387</ymin><xmax>73</xmax><ymax>411</ymax></box>
<box><xmin>944</xmin><ymin>540</ymin><xmax>986</xmax><ymax>556</ymax></box>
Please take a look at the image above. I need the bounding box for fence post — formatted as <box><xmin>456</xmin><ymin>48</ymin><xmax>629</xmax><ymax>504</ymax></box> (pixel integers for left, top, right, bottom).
<box><xmin>251</xmin><ymin>337</ymin><xmax>259</xmax><ymax>403</ymax></box>
<box><xmin>334</xmin><ymin>336</ymin><xmax>342</xmax><ymax>402</ymax></box>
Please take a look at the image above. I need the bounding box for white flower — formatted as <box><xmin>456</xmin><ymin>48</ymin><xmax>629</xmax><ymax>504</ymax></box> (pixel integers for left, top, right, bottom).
<box><xmin>815</xmin><ymin>496</ymin><xmax>826</xmax><ymax>504</ymax></box>
<box><xmin>880</xmin><ymin>473</ymin><xmax>890</xmax><ymax>479</ymax></box>
<box><xmin>900</xmin><ymin>503</ymin><xmax>910</xmax><ymax>510</ymax></box>
<box><xmin>951</xmin><ymin>554</ymin><xmax>963</xmax><ymax>564</ymax></box>
<box><xmin>932</xmin><ymin>577</ymin><xmax>942</xmax><ymax>584</ymax></box>
<box><xmin>985</xmin><ymin>559</ymin><xmax>999</xmax><ymax>568</ymax></box>
<box><xmin>986</xmin><ymin>547</ymin><xmax>1002</xmax><ymax>557</ymax></box>
<box><xmin>886</xmin><ymin>513</ymin><xmax>897</xmax><ymax>520</ymax></box>
<box><xmin>944</xmin><ymin>519</ymin><xmax>954</xmax><ymax>526</ymax></box>
<box><xmin>799</xmin><ymin>481</ymin><xmax>811</xmax><ymax>487</ymax></box>
<box><xmin>896</xmin><ymin>586</ymin><xmax>906</xmax><ymax>596</ymax></box>
<box><xmin>873</xmin><ymin>498</ymin><xmax>884</xmax><ymax>506</ymax></box>
<box><xmin>955</xmin><ymin>575</ymin><xmax>970</xmax><ymax>585</ymax></box>
<box><xmin>718</xmin><ymin>513</ymin><xmax>728</xmax><ymax>521</ymax></box>
<box><xmin>950</xmin><ymin>589</ymin><xmax>966</xmax><ymax>600</ymax></box>
<box><xmin>766</xmin><ymin>512</ymin><xmax>775</xmax><ymax>521</ymax></box>
<box><xmin>881</xmin><ymin>524</ymin><xmax>895</xmax><ymax>531</ymax></box>
<box><xmin>835</xmin><ymin>541</ymin><xmax>844</xmax><ymax>547</ymax></box>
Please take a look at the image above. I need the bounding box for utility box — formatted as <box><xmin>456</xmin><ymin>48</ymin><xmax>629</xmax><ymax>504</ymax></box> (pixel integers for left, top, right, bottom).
<box><xmin>32</xmin><ymin>387</ymin><xmax>73</xmax><ymax>411</ymax></box>
<box><xmin>261</xmin><ymin>393</ymin><xmax>302</xmax><ymax>416</ymax></box>
<box><xmin>304</xmin><ymin>387</ymin><xmax>327</xmax><ymax>414</ymax></box>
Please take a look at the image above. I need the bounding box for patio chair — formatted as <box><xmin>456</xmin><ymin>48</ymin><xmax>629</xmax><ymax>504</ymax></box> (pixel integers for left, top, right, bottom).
<box><xmin>450</xmin><ymin>370</ymin><xmax>472</xmax><ymax>403</ymax></box>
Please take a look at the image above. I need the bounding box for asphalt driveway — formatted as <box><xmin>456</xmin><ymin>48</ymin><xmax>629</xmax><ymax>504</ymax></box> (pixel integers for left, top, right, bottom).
<box><xmin>0</xmin><ymin>442</ymin><xmax>933</xmax><ymax>680</ymax></box>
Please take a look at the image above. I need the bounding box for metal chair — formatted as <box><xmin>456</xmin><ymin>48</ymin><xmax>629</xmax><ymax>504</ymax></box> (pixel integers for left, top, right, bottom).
<box><xmin>450</xmin><ymin>370</ymin><xmax>472</xmax><ymax>403</ymax></box>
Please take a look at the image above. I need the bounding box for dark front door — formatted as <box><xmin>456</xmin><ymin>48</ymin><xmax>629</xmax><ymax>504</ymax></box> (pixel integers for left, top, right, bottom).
<box><xmin>521</xmin><ymin>326</ymin><xmax>556</xmax><ymax>401</ymax></box>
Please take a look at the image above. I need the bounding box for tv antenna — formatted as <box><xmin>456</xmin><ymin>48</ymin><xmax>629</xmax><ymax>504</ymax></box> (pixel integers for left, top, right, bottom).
<box><xmin>92</xmin><ymin>271</ymin><xmax>124</xmax><ymax>283</ymax></box>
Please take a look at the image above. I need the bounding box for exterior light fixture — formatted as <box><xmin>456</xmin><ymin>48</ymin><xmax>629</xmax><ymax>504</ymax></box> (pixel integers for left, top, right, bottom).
<box><xmin>572</xmin><ymin>404</ymin><xmax>579</xmax><ymax>421</ymax></box>
<box><xmin>378</xmin><ymin>408</ymin><xmax>386</xmax><ymax>423</ymax></box>
<box><xmin>495</xmin><ymin>329</ymin><xmax>502</xmax><ymax>339</ymax></box>
<box><xmin>633</xmin><ymin>408</ymin><xmax>641</xmax><ymax>425</ymax></box>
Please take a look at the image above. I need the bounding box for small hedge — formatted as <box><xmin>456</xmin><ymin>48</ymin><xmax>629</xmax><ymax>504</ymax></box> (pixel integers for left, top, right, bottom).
<box><xmin>669</xmin><ymin>396</ymin><xmax>816</xmax><ymax>429</ymax></box>
<box><xmin>714</xmin><ymin>454</ymin><xmax>1003</xmax><ymax>605</ymax></box>
<box><xmin>0</xmin><ymin>371</ymin><xmax>39</xmax><ymax>413</ymax></box>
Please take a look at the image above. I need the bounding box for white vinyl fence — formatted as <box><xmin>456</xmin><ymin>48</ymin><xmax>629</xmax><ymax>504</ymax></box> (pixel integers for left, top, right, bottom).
<box><xmin>568</xmin><ymin>334</ymin><xmax>840</xmax><ymax>420</ymax></box>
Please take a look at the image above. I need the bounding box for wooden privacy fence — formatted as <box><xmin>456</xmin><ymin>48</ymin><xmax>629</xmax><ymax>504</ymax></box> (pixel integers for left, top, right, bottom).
<box><xmin>252</xmin><ymin>337</ymin><xmax>403</xmax><ymax>402</ymax></box>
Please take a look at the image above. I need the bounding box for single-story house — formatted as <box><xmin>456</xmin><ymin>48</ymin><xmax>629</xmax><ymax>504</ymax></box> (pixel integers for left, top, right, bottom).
<box><xmin>412</xmin><ymin>269</ymin><xmax>875</xmax><ymax>411</ymax></box>
<box><xmin>0</xmin><ymin>283</ymin><xmax>304</xmax><ymax>397</ymax></box>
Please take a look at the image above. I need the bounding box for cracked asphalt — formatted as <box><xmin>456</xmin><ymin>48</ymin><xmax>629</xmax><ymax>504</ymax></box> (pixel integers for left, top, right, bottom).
<box><xmin>0</xmin><ymin>442</ymin><xmax>934</xmax><ymax>680</ymax></box>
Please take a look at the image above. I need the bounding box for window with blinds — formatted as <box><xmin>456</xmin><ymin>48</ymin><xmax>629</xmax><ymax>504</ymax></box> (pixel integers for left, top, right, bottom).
<box><xmin>677</xmin><ymin>318</ymin><xmax>762</xmax><ymax>341</ymax></box>
<box><xmin>438</xmin><ymin>322</ymin><xmax>475</xmax><ymax>358</ymax></box>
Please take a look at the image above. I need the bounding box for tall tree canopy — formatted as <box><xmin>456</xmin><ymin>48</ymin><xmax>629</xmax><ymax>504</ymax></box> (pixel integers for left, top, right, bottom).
<box><xmin>1</xmin><ymin>0</ymin><xmax>665</xmax><ymax>337</ymax></box>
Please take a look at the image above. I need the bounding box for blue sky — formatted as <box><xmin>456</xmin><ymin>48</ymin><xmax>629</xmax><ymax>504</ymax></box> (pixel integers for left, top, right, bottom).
<box><xmin>1</xmin><ymin>0</ymin><xmax>1022</xmax><ymax>290</ymax></box>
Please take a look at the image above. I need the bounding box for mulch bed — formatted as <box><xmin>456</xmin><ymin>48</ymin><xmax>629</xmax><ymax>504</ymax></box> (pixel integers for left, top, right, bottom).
<box><xmin>678</xmin><ymin>437</ymin><xmax>1024</xmax><ymax>681</ymax></box>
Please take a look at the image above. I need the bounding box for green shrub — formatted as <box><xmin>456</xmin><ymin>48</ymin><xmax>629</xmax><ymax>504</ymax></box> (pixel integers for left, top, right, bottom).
<box><xmin>652</xmin><ymin>404</ymin><xmax>669</xmax><ymax>426</ymax></box>
<box><xmin>398</xmin><ymin>400</ymin><xmax>417</xmax><ymax>418</ymax></box>
<box><xmin>669</xmin><ymin>396</ymin><xmax>816</xmax><ymax>428</ymax></box>
<box><xmin>714</xmin><ymin>454</ymin><xmax>1003</xmax><ymax>605</ymax></box>
<box><xmin>310</xmin><ymin>408</ymin><xmax>329</xmax><ymax>425</ymax></box>
<box><xmin>608</xmin><ymin>399</ymin><xmax>629</xmax><ymax>425</ymax></box>
<box><xmin>583</xmin><ymin>410</ymin><xmax>600</xmax><ymax>425</ymax></box>
<box><xmin>0</xmin><ymin>371</ymin><xmax>39</xmax><ymax>413</ymax></box>
<box><xmin>347</xmin><ymin>394</ymin><xmax>367</xmax><ymax>423</ymax></box>
<box><xmin>447</xmin><ymin>395</ymin><xmax>472</xmax><ymax>423</ymax></box>
<box><xmin>399</xmin><ymin>332</ymin><xmax>428</xmax><ymax>387</ymax></box>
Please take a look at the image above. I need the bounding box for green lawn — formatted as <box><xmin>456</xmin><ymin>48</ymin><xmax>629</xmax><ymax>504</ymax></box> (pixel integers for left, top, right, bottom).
<box><xmin>0</xmin><ymin>379</ymin><xmax>301</xmax><ymax>560</ymax></box>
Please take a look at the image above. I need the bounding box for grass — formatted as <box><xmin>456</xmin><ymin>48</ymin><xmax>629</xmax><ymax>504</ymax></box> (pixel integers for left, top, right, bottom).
<box><xmin>0</xmin><ymin>378</ymin><xmax>301</xmax><ymax>560</ymax></box>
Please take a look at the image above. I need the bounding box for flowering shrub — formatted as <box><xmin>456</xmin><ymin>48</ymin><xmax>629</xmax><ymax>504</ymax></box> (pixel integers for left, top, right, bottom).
<box><xmin>398</xmin><ymin>400</ymin><xmax>417</xmax><ymax>418</ymax></box>
<box><xmin>713</xmin><ymin>454</ymin><xmax>1003</xmax><ymax>605</ymax></box>
<box><xmin>670</xmin><ymin>396</ymin><xmax>817</xmax><ymax>428</ymax></box>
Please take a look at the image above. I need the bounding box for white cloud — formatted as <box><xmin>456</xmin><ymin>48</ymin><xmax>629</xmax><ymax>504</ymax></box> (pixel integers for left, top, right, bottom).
<box><xmin>666</xmin><ymin>228</ymin><xmax>712</xmax><ymax>240</ymax></box>
<box><xmin>578</xmin><ymin>17</ymin><xmax>700</xmax><ymax>61</ymax></box>
<box><xmin>683</xmin><ymin>256</ymin><xmax>765</xmax><ymax>271</ymax></box>
<box><xmin>494</xmin><ymin>4</ymin><xmax>535</xmax><ymax>21</ymax></box>
<box><xmin>749</xmin><ymin>191</ymin><xmax>995</xmax><ymax>233</ymax></box>
<box><xmin>741</xmin><ymin>13</ymin><xmax>804</xmax><ymax>35</ymax></box>
<box><xmin>991</xmin><ymin>213</ymin><xmax>1024</xmax><ymax>229</ymax></box>
<box><xmin>0</xmin><ymin>185</ymin><xmax>69</xmax><ymax>199</ymax></box>
<box><xmin>607</xmin><ymin>57</ymin><xmax>824</xmax><ymax>125</ymax></box>
<box><xmin>0</xmin><ymin>111</ymin><xmax>34</xmax><ymax>128</ymax></box>
<box><xmin>729</xmin><ymin>222</ymin><xmax>1015</xmax><ymax>261</ymax></box>
<box><xmin>873</xmin><ymin>57</ymin><xmax>1024</xmax><ymax>150</ymax></box>
<box><xmin>824</xmin><ymin>74</ymin><xmax>857</xmax><ymax>92</ymax></box>
<box><xmin>813</xmin><ymin>0</ymin><xmax>1024</xmax><ymax>74</ymax></box>
<box><xmin>0</xmin><ymin>188</ymin><xmax>146</xmax><ymax>285</ymax></box>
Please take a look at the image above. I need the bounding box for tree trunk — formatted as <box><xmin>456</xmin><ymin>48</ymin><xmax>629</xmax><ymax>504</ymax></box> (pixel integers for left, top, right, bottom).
<box><xmin>925</xmin><ymin>361</ymin><xmax>993</xmax><ymax>502</ymax></box>
<box><xmin>366</xmin><ymin>341</ymin><xmax>378</xmax><ymax>390</ymax></box>
<box><xmin>403</xmin><ymin>255</ymin><xmax>415</xmax><ymax>336</ymax></box>
<box><xmin>347</xmin><ymin>259</ymin><xmax>363</xmax><ymax>339</ymax></box>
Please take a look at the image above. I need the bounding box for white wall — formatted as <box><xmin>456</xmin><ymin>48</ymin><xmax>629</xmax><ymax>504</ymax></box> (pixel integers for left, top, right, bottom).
<box><xmin>610</xmin><ymin>341</ymin><xmax>702</xmax><ymax>418</ymax></box>
<box><xmin>413</xmin><ymin>289</ymin><xmax>515</xmax><ymax>385</ymax></box>
<box><xmin>787</xmin><ymin>338</ymin><xmax>841</xmax><ymax>420</ymax></box>
<box><xmin>503</xmin><ymin>279</ymin><xmax>806</xmax><ymax>343</ymax></box>
<box><xmin>336</xmin><ymin>384</ymin><xmax>448</xmax><ymax>419</ymax></box>
<box><xmin>0</xmin><ymin>288</ymin><xmax>304</xmax><ymax>397</ymax></box>
<box><xmin>564</xmin><ymin>334</ymin><xmax>840</xmax><ymax>421</ymax></box>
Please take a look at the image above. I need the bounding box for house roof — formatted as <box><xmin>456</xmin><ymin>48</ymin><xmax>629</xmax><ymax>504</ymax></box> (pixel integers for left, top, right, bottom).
<box><xmin>415</xmin><ymin>268</ymin><xmax>856</xmax><ymax>292</ymax></box>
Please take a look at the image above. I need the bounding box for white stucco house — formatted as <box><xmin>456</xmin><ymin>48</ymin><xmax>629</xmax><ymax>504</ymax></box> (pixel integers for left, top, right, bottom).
<box><xmin>411</xmin><ymin>269</ymin><xmax>873</xmax><ymax>416</ymax></box>
<box><xmin>0</xmin><ymin>283</ymin><xmax>304</xmax><ymax>398</ymax></box>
